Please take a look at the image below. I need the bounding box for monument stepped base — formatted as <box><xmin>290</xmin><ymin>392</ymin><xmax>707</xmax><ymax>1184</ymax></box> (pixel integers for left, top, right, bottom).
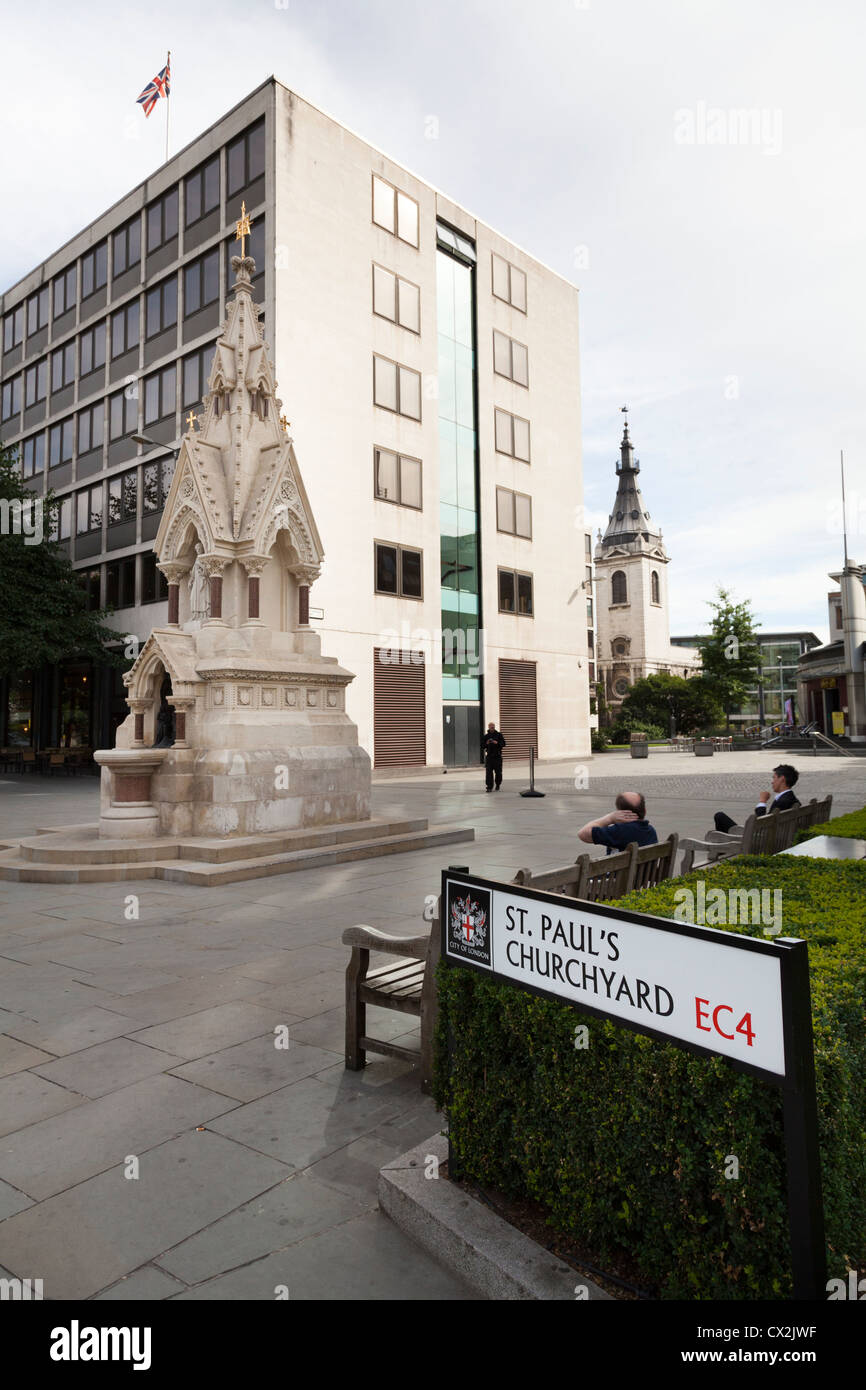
<box><xmin>0</xmin><ymin>816</ymin><xmax>474</xmax><ymax>887</ymax></box>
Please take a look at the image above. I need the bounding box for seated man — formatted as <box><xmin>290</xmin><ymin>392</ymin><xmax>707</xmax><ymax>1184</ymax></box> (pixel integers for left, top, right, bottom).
<box><xmin>578</xmin><ymin>792</ymin><xmax>658</xmax><ymax>856</ymax></box>
<box><xmin>714</xmin><ymin>763</ymin><xmax>800</xmax><ymax>835</ymax></box>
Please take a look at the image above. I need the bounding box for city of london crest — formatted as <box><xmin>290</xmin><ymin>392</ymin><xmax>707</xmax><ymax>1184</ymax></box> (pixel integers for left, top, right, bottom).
<box><xmin>451</xmin><ymin>894</ymin><xmax>487</xmax><ymax>949</ymax></box>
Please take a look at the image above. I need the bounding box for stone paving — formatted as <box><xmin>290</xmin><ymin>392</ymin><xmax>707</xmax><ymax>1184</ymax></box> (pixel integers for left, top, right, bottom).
<box><xmin>0</xmin><ymin>752</ymin><xmax>862</xmax><ymax>1300</ymax></box>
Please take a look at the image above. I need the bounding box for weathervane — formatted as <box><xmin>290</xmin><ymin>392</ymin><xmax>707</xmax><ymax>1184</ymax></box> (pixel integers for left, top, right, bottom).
<box><xmin>235</xmin><ymin>201</ymin><xmax>253</xmax><ymax>257</ymax></box>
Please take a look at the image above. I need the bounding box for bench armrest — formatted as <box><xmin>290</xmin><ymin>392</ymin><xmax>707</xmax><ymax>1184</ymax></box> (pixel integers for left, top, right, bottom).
<box><xmin>342</xmin><ymin>924</ymin><xmax>432</xmax><ymax>956</ymax></box>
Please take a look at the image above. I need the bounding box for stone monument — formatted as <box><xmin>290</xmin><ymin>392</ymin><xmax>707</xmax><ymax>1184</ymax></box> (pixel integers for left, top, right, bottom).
<box><xmin>96</xmin><ymin>206</ymin><xmax>371</xmax><ymax>839</ymax></box>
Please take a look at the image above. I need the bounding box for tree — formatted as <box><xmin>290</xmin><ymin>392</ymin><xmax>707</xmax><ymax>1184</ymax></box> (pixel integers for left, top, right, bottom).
<box><xmin>619</xmin><ymin>672</ymin><xmax>723</xmax><ymax>734</ymax></box>
<box><xmin>0</xmin><ymin>447</ymin><xmax>123</xmax><ymax>678</ymax></box>
<box><xmin>696</xmin><ymin>587</ymin><xmax>761</xmax><ymax>729</ymax></box>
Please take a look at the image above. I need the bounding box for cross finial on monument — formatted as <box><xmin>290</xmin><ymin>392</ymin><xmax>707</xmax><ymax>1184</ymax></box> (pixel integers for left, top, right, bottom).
<box><xmin>186</xmin><ymin>410</ymin><xmax>197</xmax><ymax>431</ymax></box>
<box><xmin>280</xmin><ymin>415</ymin><xmax>290</xmax><ymax>432</ymax></box>
<box><xmin>235</xmin><ymin>201</ymin><xmax>253</xmax><ymax>258</ymax></box>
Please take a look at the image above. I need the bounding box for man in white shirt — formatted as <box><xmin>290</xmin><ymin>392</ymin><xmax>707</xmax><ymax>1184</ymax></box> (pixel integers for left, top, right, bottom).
<box><xmin>714</xmin><ymin>764</ymin><xmax>800</xmax><ymax>835</ymax></box>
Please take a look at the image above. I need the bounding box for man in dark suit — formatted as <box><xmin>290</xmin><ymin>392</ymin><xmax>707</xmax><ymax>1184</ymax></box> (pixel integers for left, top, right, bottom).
<box><xmin>714</xmin><ymin>764</ymin><xmax>800</xmax><ymax>835</ymax></box>
<box><xmin>482</xmin><ymin>722</ymin><xmax>506</xmax><ymax>792</ymax></box>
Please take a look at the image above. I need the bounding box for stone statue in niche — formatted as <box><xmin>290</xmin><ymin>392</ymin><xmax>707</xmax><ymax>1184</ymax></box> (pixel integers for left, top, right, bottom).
<box><xmin>152</xmin><ymin>674</ymin><xmax>176</xmax><ymax>748</ymax></box>
<box><xmin>188</xmin><ymin>542</ymin><xmax>210</xmax><ymax>620</ymax></box>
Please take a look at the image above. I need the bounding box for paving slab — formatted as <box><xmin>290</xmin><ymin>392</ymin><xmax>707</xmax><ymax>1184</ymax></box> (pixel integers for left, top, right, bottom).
<box><xmin>171</xmin><ymin>1209</ymin><xmax>475</xmax><ymax>1300</ymax></box>
<box><xmin>168</xmin><ymin>1037</ymin><xmax>339</xmax><ymax>1102</ymax></box>
<box><xmin>0</xmin><ymin>1177</ymin><xmax>34</xmax><ymax>1220</ymax></box>
<box><xmin>94</xmin><ymin>1265</ymin><xmax>188</xmax><ymax>1300</ymax></box>
<box><xmin>31</xmin><ymin>1037</ymin><xmax>183</xmax><ymax>1099</ymax></box>
<box><xmin>0</xmin><ymin>1005</ymin><xmax>141</xmax><ymax>1057</ymax></box>
<box><xmin>0</xmin><ymin>1073</ymin><xmax>239</xmax><ymax>1200</ymax></box>
<box><xmin>127</xmin><ymin>1001</ymin><xmax>301</xmax><ymax>1061</ymax></box>
<box><xmin>94</xmin><ymin>972</ymin><xmax>272</xmax><ymax>1026</ymax></box>
<box><xmin>0</xmin><ymin>1035</ymin><xmax>54</xmax><ymax>1078</ymax></box>
<box><xmin>155</xmin><ymin>1170</ymin><xmax>366</xmax><ymax>1285</ymax></box>
<box><xmin>0</xmin><ymin>1072</ymin><xmax>85</xmax><ymax>1137</ymax></box>
<box><xmin>0</xmin><ymin>1130</ymin><xmax>290</xmax><ymax>1299</ymax></box>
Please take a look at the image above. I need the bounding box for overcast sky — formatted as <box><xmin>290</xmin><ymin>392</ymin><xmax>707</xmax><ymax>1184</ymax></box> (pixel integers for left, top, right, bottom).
<box><xmin>3</xmin><ymin>0</ymin><xmax>864</xmax><ymax>642</ymax></box>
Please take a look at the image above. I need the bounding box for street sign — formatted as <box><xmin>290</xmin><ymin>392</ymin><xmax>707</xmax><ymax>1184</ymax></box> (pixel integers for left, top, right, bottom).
<box><xmin>441</xmin><ymin>870</ymin><xmax>826</xmax><ymax>1298</ymax></box>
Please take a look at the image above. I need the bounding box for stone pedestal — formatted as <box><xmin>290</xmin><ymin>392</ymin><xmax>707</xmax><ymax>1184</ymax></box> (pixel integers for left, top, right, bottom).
<box><xmin>95</xmin><ymin>750</ymin><xmax>169</xmax><ymax>839</ymax></box>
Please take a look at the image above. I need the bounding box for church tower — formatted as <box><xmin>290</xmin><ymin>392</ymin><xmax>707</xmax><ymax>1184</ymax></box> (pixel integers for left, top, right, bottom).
<box><xmin>594</xmin><ymin>413</ymin><xmax>699</xmax><ymax>718</ymax></box>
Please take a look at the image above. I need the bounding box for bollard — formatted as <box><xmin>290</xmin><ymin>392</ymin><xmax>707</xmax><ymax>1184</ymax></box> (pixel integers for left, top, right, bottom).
<box><xmin>519</xmin><ymin>746</ymin><xmax>546</xmax><ymax>798</ymax></box>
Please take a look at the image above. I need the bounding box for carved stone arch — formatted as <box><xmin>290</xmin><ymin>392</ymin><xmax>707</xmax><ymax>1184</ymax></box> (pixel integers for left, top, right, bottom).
<box><xmin>162</xmin><ymin>501</ymin><xmax>213</xmax><ymax>564</ymax></box>
<box><xmin>129</xmin><ymin>645</ymin><xmax>172</xmax><ymax>704</ymax></box>
<box><xmin>261</xmin><ymin>506</ymin><xmax>315</xmax><ymax>568</ymax></box>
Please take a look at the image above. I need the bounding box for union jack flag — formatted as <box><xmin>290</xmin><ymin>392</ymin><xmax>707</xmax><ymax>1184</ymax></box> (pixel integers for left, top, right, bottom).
<box><xmin>137</xmin><ymin>58</ymin><xmax>171</xmax><ymax>118</ymax></box>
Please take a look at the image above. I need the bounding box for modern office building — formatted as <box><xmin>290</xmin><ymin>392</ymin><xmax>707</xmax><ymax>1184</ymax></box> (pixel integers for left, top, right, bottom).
<box><xmin>0</xmin><ymin>78</ymin><xmax>588</xmax><ymax>766</ymax></box>
<box><xmin>670</xmin><ymin>630</ymin><xmax>821</xmax><ymax>725</ymax></box>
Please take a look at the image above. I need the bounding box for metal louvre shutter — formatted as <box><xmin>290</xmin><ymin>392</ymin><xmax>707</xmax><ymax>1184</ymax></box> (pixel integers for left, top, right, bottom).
<box><xmin>374</xmin><ymin>650</ymin><xmax>426</xmax><ymax>768</ymax></box>
<box><xmin>498</xmin><ymin>659</ymin><xmax>538</xmax><ymax>761</ymax></box>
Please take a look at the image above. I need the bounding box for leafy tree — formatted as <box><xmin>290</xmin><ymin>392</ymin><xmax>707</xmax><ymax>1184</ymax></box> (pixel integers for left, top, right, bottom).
<box><xmin>619</xmin><ymin>672</ymin><xmax>723</xmax><ymax>734</ymax></box>
<box><xmin>696</xmin><ymin>587</ymin><xmax>761</xmax><ymax>729</ymax></box>
<box><xmin>0</xmin><ymin>447</ymin><xmax>123</xmax><ymax>678</ymax></box>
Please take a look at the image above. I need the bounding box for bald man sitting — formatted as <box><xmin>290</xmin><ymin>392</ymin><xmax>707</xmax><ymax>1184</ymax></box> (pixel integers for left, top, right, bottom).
<box><xmin>577</xmin><ymin>792</ymin><xmax>658</xmax><ymax>856</ymax></box>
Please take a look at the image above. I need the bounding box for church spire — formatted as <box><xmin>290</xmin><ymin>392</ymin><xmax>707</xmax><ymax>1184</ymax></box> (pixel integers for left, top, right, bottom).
<box><xmin>599</xmin><ymin>411</ymin><xmax>662</xmax><ymax>551</ymax></box>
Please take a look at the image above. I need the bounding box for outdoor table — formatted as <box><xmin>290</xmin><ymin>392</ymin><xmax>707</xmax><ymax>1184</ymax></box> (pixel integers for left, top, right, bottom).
<box><xmin>779</xmin><ymin>836</ymin><xmax>866</xmax><ymax>861</ymax></box>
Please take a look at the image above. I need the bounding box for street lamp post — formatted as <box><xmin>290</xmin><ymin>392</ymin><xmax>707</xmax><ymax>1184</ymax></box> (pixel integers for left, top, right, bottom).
<box><xmin>757</xmin><ymin>661</ymin><xmax>765</xmax><ymax>727</ymax></box>
<box><xmin>778</xmin><ymin>655</ymin><xmax>785</xmax><ymax>726</ymax></box>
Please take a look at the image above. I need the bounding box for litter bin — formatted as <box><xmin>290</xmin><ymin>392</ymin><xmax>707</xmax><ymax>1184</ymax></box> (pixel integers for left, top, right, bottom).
<box><xmin>694</xmin><ymin>739</ymin><xmax>714</xmax><ymax>757</ymax></box>
<box><xmin>630</xmin><ymin>732</ymin><xmax>649</xmax><ymax>759</ymax></box>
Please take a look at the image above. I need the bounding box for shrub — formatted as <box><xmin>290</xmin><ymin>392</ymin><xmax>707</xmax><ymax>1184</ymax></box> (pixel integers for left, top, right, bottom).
<box><xmin>434</xmin><ymin>855</ymin><xmax>866</xmax><ymax>1299</ymax></box>
<box><xmin>795</xmin><ymin>805</ymin><xmax>866</xmax><ymax>845</ymax></box>
<box><xmin>591</xmin><ymin>729</ymin><xmax>609</xmax><ymax>752</ymax></box>
<box><xmin>608</xmin><ymin>720</ymin><xmax>667</xmax><ymax>743</ymax></box>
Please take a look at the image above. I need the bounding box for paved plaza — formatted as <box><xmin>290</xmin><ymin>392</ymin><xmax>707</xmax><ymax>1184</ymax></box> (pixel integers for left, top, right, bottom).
<box><xmin>0</xmin><ymin>751</ymin><xmax>862</xmax><ymax>1300</ymax></box>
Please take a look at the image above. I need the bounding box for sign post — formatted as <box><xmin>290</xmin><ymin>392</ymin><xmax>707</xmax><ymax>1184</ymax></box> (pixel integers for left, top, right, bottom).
<box><xmin>441</xmin><ymin>870</ymin><xmax>826</xmax><ymax>1300</ymax></box>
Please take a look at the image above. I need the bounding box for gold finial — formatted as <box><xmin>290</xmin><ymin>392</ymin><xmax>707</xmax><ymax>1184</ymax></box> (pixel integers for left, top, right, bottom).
<box><xmin>235</xmin><ymin>200</ymin><xmax>253</xmax><ymax>258</ymax></box>
<box><xmin>280</xmin><ymin>415</ymin><xmax>290</xmax><ymax>432</ymax></box>
<box><xmin>186</xmin><ymin>410</ymin><xmax>197</xmax><ymax>431</ymax></box>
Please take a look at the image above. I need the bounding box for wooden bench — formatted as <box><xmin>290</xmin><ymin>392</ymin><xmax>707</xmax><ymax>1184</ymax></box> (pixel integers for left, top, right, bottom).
<box><xmin>343</xmin><ymin>911</ymin><xmax>440</xmax><ymax>1095</ymax></box>
<box><xmin>679</xmin><ymin>797</ymin><xmax>832</xmax><ymax>873</ymax></box>
<box><xmin>514</xmin><ymin>834</ymin><xmax>679</xmax><ymax>902</ymax></box>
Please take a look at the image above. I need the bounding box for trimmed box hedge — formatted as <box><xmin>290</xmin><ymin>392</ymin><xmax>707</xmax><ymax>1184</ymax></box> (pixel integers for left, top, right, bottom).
<box><xmin>434</xmin><ymin>855</ymin><xmax>866</xmax><ymax>1299</ymax></box>
<box><xmin>795</xmin><ymin>804</ymin><xmax>866</xmax><ymax>846</ymax></box>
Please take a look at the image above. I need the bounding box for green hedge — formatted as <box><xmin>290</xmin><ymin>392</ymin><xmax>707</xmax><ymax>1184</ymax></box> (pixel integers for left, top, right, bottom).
<box><xmin>795</xmin><ymin>804</ymin><xmax>866</xmax><ymax>845</ymax></box>
<box><xmin>434</xmin><ymin>856</ymin><xmax>866</xmax><ymax>1299</ymax></box>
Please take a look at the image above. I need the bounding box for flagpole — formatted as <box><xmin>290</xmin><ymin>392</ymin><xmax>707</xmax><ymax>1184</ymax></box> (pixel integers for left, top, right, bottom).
<box><xmin>165</xmin><ymin>50</ymin><xmax>171</xmax><ymax>163</ymax></box>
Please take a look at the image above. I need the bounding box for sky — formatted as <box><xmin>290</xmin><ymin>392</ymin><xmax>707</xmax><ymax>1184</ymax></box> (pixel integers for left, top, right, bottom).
<box><xmin>3</xmin><ymin>0</ymin><xmax>864</xmax><ymax>643</ymax></box>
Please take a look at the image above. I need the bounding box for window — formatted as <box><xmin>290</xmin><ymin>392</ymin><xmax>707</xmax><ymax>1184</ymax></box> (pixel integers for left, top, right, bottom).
<box><xmin>77</xmin><ymin>402</ymin><xmax>104</xmax><ymax>455</ymax></box>
<box><xmin>498</xmin><ymin>569</ymin><xmax>533</xmax><ymax>616</ymax></box>
<box><xmin>372</xmin><ymin>175</ymin><xmax>419</xmax><ymax>247</ymax></box>
<box><xmin>107</xmin><ymin>468</ymin><xmax>138</xmax><ymax>524</ymax></box>
<box><xmin>144</xmin><ymin>363</ymin><xmax>176</xmax><ymax>425</ymax></box>
<box><xmin>493</xmin><ymin>330</ymin><xmax>529</xmax><ymax>386</ymax></box>
<box><xmin>51</xmin><ymin>342</ymin><xmax>76</xmax><ymax>392</ymax></box>
<box><xmin>146</xmin><ymin>277</ymin><xmax>178</xmax><ymax>338</ymax></box>
<box><xmin>81</xmin><ymin>242</ymin><xmax>108</xmax><ymax>299</ymax></box>
<box><xmin>227</xmin><ymin>121</ymin><xmax>265</xmax><ymax>198</ymax></box>
<box><xmin>611</xmin><ymin>571</ymin><xmax>628</xmax><ymax>605</ymax></box>
<box><xmin>182</xmin><ymin>343</ymin><xmax>216</xmax><ymax>409</ymax></box>
<box><xmin>375</xmin><ymin>543</ymin><xmax>423</xmax><ymax>598</ymax></box>
<box><xmin>492</xmin><ymin>253</ymin><xmax>527</xmax><ymax>312</ymax></box>
<box><xmin>586</xmin><ymin>597</ymin><xmax>593</xmax><ymax>623</ymax></box>
<box><xmin>586</xmin><ymin>566</ymin><xmax>593</xmax><ymax>585</ymax></box>
<box><xmin>494</xmin><ymin>407</ymin><xmax>530</xmax><ymax>462</ymax></box>
<box><xmin>373</xmin><ymin>355</ymin><xmax>421</xmax><ymax>420</ymax></box>
<box><xmin>21</xmin><ymin>434</ymin><xmax>45</xmax><ymax>479</ymax></box>
<box><xmin>106</xmin><ymin>557</ymin><xmax>136</xmax><ymax>609</ymax></box>
<box><xmin>109</xmin><ymin>389</ymin><xmax>137</xmax><ymax>440</ymax></box>
<box><xmin>80</xmin><ymin>322</ymin><xmax>106</xmax><ymax>376</ymax></box>
<box><xmin>48</xmin><ymin>495</ymin><xmax>71</xmax><ymax>540</ymax></box>
<box><xmin>24</xmin><ymin>358</ymin><xmax>48</xmax><ymax>407</ymax></box>
<box><xmin>372</xmin><ymin>265</ymin><xmax>420</xmax><ymax>333</ymax></box>
<box><xmin>584</xmin><ymin>534</ymin><xmax>592</xmax><ymax>559</ymax></box>
<box><xmin>49</xmin><ymin>417</ymin><xmax>74</xmax><ymax>466</ymax></box>
<box><xmin>76</xmin><ymin>483</ymin><xmax>103</xmax><ymax>534</ymax></box>
<box><xmin>496</xmin><ymin>487</ymin><xmax>532</xmax><ymax>538</ymax></box>
<box><xmin>184</xmin><ymin>249</ymin><xmax>220</xmax><ymax>316</ymax></box>
<box><xmin>112</xmin><ymin>218</ymin><xmax>141</xmax><ymax>277</ymax></box>
<box><xmin>146</xmin><ymin>187</ymin><xmax>179</xmax><ymax>252</ymax></box>
<box><xmin>185</xmin><ymin>155</ymin><xmax>220</xmax><ymax>225</ymax></box>
<box><xmin>141</xmin><ymin>551</ymin><xmax>168</xmax><ymax>603</ymax></box>
<box><xmin>614</xmin><ymin>640</ymin><xmax>627</xmax><ymax>656</ymax></box>
<box><xmin>3</xmin><ymin>304</ymin><xmax>24</xmax><ymax>351</ymax></box>
<box><xmin>27</xmin><ymin>287</ymin><xmax>49</xmax><ymax>335</ymax></box>
<box><xmin>614</xmin><ymin>678</ymin><xmax>630</xmax><ymax>697</ymax></box>
<box><xmin>142</xmin><ymin>455</ymin><xmax>175</xmax><ymax>513</ymax></box>
<box><xmin>1</xmin><ymin>375</ymin><xmax>21</xmax><ymax>421</ymax></box>
<box><xmin>79</xmin><ymin>568</ymin><xmax>101</xmax><ymax>611</ymax></box>
<box><xmin>651</xmin><ymin>570</ymin><xmax>660</xmax><ymax>604</ymax></box>
<box><xmin>587</xmin><ymin>629</ymin><xmax>594</xmax><ymax>653</ymax></box>
<box><xmin>111</xmin><ymin>300</ymin><xmax>140</xmax><ymax>357</ymax></box>
<box><xmin>374</xmin><ymin>447</ymin><xmax>422</xmax><ymax>509</ymax></box>
<box><xmin>52</xmin><ymin>266</ymin><xmax>77</xmax><ymax>318</ymax></box>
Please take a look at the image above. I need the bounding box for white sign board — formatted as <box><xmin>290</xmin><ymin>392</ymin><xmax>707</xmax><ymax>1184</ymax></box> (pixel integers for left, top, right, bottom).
<box><xmin>443</xmin><ymin>876</ymin><xmax>787</xmax><ymax>1078</ymax></box>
